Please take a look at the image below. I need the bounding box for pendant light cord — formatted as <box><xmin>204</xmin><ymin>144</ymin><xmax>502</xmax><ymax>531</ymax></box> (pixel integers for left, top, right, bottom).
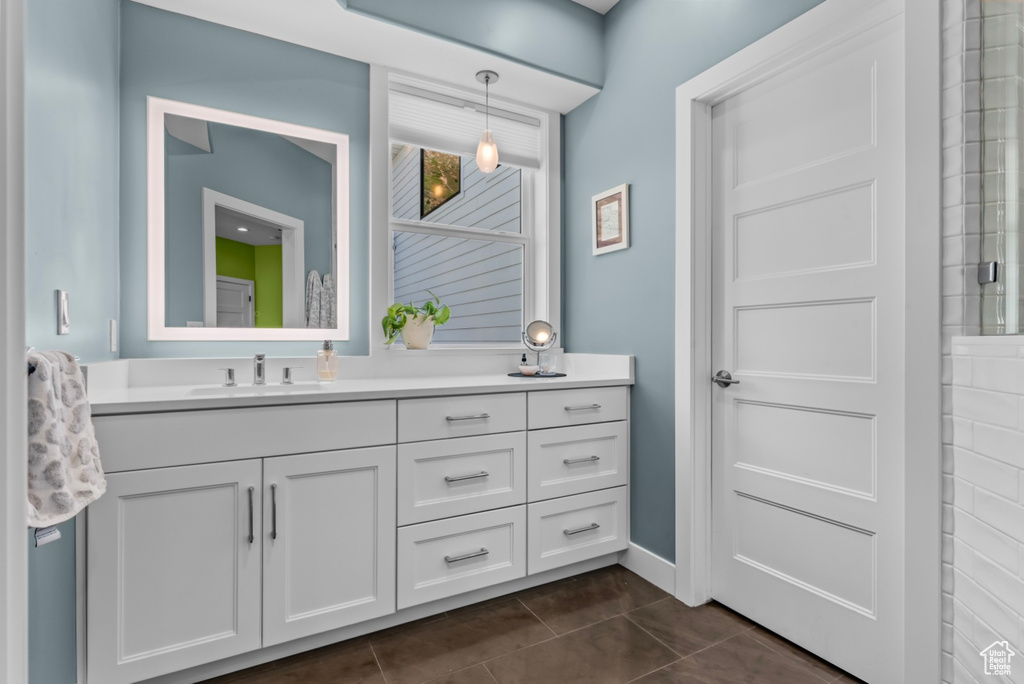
<box><xmin>485</xmin><ymin>74</ymin><xmax>490</xmax><ymax>130</ymax></box>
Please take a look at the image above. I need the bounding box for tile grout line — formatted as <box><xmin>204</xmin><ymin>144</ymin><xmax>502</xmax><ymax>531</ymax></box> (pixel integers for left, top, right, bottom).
<box><xmin>743</xmin><ymin>630</ymin><xmax>841</xmax><ymax>683</ymax></box>
<box><xmin>368</xmin><ymin>641</ymin><xmax>390</xmax><ymax>684</ymax></box>
<box><xmin>619</xmin><ymin>612</ymin><xmax>688</xmax><ymax>660</ymax></box>
<box><xmin>621</xmin><ymin>656</ymin><xmax>685</xmax><ymax>684</ymax></box>
<box><xmin>515</xmin><ymin>597</ymin><xmax>560</xmax><ymax>639</ymax></box>
<box><xmin>481</xmin><ymin>660</ymin><xmax>500</xmax><ymax>684</ymax></box>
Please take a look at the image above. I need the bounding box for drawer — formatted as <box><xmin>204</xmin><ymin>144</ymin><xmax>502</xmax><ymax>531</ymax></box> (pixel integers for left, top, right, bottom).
<box><xmin>527</xmin><ymin>422</ymin><xmax>628</xmax><ymax>502</ymax></box>
<box><xmin>397</xmin><ymin>433</ymin><xmax>526</xmax><ymax>525</ymax></box>
<box><xmin>94</xmin><ymin>400</ymin><xmax>397</xmax><ymax>472</ymax></box>
<box><xmin>397</xmin><ymin>506</ymin><xmax>526</xmax><ymax>609</ymax></box>
<box><xmin>528</xmin><ymin>487</ymin><xmax>628</xmax><ymax>575</ymax></box>
<box><xmin>398</xmin><ymin>393</ymin><xmax>526</xmax><ymax>443</ymax></box>
<box><xmin>528</xmin><ymin>387</ymin><xmax>628</xmax><ymax>430</ymax></box>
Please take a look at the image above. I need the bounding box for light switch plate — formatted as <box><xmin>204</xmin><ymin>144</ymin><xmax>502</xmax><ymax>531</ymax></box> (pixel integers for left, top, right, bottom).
<box><xmin>56</xmin><ymin>290</ymin><xmax>70</xmax><ymax>335</ymax></box>
<box><xmin>109</xmin><ymin>319</ymin><xmax>118</xmax><ymax>353</ymax></box>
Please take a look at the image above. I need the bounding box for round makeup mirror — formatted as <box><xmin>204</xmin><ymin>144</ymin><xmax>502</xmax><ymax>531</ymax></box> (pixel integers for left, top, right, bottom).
<box><xmin>524</xmin><ymin>320</ymin><xmax>555</xmax><ymax>348</ymax></box>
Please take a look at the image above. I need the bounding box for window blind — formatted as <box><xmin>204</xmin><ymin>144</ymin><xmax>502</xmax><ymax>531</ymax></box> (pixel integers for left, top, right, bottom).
<box><xmin>389</xmin><ymin>83</ymin><xmax>543</xmax><ymax>170</ymax></box>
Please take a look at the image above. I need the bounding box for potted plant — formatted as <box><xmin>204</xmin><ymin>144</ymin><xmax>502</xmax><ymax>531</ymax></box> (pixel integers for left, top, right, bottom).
<box><xmin>382</xmin><ymin>291</ymin><xmax>451</xmax><ymax>349</ymax></box>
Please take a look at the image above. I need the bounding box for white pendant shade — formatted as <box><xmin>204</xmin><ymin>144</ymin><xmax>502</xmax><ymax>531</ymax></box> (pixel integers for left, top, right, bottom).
<box><xmin>476</xmin><ymin>129</ymin><xmax>499</xmax><ymax>173</ymax></box>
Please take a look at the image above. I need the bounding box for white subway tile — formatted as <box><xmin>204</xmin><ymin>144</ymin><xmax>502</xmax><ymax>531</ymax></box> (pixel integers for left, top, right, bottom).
<box><xmin>955</xmin><ymin>448</ymin><xmax>1019</xmax><ymax>500</ymax></box>
<box><xmin>973</xmin><ymin>423</ymin><xmax>1024</xmax><ymax>466</ymax></box>
<box><xmin>954</xmin><ymin>387</ymin><xmax>1019</xmax><ymax>428</ymax></box>
<box><xmin>974</xmin><ymin>553</ymin><xmax>1024</xmax><ymax>619</ymax></box>
<box><xmin>974</xmin><ymin>489</ymin><xmax>1024</xmax><ymax>546</ymax></box>
<box><xmin>954</xmin><ymin>417</ymin><xmax>974</xmax><ymax>449</ymax></box>
<box><xmin>955</xmin><ymin>476</ymin><xmax>976</xmax><ymax>513</ymax></box>
<box><xmin>956</xmin><ymin>506</ymin><xmax>1020</xmax><ymax>570</ymax></box>
<box><xmin>971</xmin><ymin>357</ymin><xmax>1024</xmax><ymax>394</ymax></box>
<box><xmin>953</xmin><ymin>356</ymin><xmax>973</xmax><ymax>387</ymax></box>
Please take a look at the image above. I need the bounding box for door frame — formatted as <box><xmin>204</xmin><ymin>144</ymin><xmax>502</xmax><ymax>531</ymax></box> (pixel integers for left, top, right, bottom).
<box><xmin>672</xmin><ymin>0</ymin><xmax>941</xmax><ymax>680</ymax></box>
<box><xmin>0</xmin><ymin>0</ymin><xmax>27</xmax><ymax>680</ymax></box>
<box><xmin>202</xmin><ymin>188</ymin><xmax>305</xmax><ymax>329</ymax></box>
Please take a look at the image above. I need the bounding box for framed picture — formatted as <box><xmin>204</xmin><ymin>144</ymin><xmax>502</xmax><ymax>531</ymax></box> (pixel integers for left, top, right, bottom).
<box><xmin>421</xmin><ymin>149</ymin><xmax>461</xmax><ymax>218</ymax></box>
<box><xmin>592</xmin><ymin>183</ymin><xmax>629</xmax><ymax>255</ymax></box>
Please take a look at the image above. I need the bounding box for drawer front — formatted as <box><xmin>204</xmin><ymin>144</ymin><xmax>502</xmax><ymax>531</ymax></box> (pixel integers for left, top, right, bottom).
<box><xmin>397</xmin><ymin>506</ymin><xmax>526</xmax><ymax>609</ymax></box>
<box><xmin>398</xmin><ymin>393</ymin><xmax>526</xmax><ymax>443</ymax></box>
<box><xmin>398</xmin><ymin>433</ymin><xmax>527</xmax><ymax>526</ymax></box>
<box><xmin>528</xmin><ymin>487</ymin><xmax>629</xmax><ymax>575</ymax></box>
<box><xmin>528</xmin><ymin>386</ymin><xmax>628</xmax><ymax>430</ymax></box>
<box><xmin>527</xmin><ymin>422</ymin><xmax>628</xmax><ymax>502</ymax></box>
<box><xmin>95</xmin><ymin>400</ymin><xmax>397</xmax><ymax>472</ymax></box>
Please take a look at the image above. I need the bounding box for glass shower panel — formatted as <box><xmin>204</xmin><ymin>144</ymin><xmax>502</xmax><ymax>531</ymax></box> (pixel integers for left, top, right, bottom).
<box><xmin>981</xmin><ymin>2</ymin><xmax>1024</xmax><ymax>334</ymax></box>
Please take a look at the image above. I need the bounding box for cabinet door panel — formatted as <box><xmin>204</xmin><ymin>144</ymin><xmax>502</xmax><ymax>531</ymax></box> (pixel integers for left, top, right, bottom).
<box><xmin>263</xmin><ymin>446</ymin><xmax>397</xmax><ymax>646</ymax></box>
<box><xmin>87</xmin><ymin>460</ymin><xmax>262</xmax><ymax>684</ymax></box>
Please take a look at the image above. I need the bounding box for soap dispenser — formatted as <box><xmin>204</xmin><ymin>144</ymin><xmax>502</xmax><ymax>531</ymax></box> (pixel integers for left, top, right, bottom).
<box><xmin>316</xmin><ymin>340</ymin><xmax>339</xmax><ymax>381</ymax></box>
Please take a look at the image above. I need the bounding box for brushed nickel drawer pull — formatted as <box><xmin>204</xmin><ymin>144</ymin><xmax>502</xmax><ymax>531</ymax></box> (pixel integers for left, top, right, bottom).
<box><xmin>446</xmin><ymin>413</ymin><xmax>491</xmax><ymax>422</ymax></box>
<box><xmin>564</xmin><ymin>404</ymin><xmax>601</xmax><ymax>411</ymax></box>
<box><xmin>445</xmin><ymin>547</ymin><xmax>489</xmax><ymax>564</ymax></box>
<box><xmin>270</xmin><ymin>483</ymin><xmax>278</xmax><ymax>541</ymax></box>
<box><xmin>247</xmin><ymin>486</ymin><xmax>254</xmax><ymax>544</ymax></box>
<box><xmin>563</xmin><ymin>522</ymin><xmax>600</xmax><ymax>536</ymax></box>
<box><xmin>445</xmin><ymin>471</ymin><xmax>490</xmax><ymax>484</ymax></box>
<box><xmin>563</xmin><ymin>455</ymin><xmax>600</xmax><ymax>465</ymax></box>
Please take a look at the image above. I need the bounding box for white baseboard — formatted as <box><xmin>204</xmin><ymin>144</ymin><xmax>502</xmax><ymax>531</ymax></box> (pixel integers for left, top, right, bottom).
<box><xmin>618</xmin><ymin>543</ymin><xmax>676</xmax><ymax>595</ymax></box>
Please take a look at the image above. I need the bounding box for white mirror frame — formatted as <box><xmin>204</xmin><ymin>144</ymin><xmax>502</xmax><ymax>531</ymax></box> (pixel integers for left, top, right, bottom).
<box><xmin>147</xmin><ymin>96</ymin><xmax>350</xmax><ymax>341</ymax></box>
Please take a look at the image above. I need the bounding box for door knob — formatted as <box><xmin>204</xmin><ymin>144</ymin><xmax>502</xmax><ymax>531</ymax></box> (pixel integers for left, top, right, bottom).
<box><xmin>712</xmin><ymin>370</ymin><xmax>740</xmax><ymax>388</ymax></box>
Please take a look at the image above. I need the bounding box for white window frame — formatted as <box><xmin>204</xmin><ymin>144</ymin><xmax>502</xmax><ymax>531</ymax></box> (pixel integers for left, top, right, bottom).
<box><xmin>368</xmin><ymin>66</ymin><xmax>560</xmax><ymax>353</ymax></box>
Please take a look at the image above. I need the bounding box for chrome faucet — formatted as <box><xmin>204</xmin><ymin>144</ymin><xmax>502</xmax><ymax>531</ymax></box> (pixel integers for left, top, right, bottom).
<box><xmin>254</xmin><ymin>354</ymin><xmax>266</xmax><ymax>385</ymax></box>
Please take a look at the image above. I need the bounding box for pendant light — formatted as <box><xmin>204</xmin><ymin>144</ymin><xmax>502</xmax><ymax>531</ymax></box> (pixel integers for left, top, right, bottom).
<box><xmin>475</xmin><ymin>70</ymin><xmax>500</xmax><ymax>173</ymax></box>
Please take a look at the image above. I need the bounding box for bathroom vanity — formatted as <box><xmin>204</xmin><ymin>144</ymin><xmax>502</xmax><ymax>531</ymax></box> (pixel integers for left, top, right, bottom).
<box><xmin>81</xmin><ymin>354</ymin><xmax>632</xmax><ymax>684</ymax></box>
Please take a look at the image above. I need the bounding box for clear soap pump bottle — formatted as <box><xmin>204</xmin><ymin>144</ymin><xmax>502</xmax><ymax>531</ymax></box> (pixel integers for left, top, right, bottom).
<box><xmin>317</xmin><ymin>340</ymin><xmax>339</xmax><ymax>382</ymax></box>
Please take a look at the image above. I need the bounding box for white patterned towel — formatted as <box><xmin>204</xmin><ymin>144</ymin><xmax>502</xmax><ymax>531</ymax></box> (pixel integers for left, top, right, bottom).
<box><xmin>26</xmin><ymin>350</ymin><xmax>106</xmax><ymax>527</ymax></box>
<box><xmin>305</xmin><ymin>269</ymin><xmax>321</xmax><ymax>328</ymax></box>
<box><xmin>321</xmin><ymin>273</ymin><xmax>336</xmax><ymax>330</ymax></box>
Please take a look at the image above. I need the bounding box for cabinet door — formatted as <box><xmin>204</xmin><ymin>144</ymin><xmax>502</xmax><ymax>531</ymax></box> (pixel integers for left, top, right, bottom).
<box><xmin>263</xmin><ymin>446</ymin><xmax>397</xmax><ymax>646</ymax></box>
<box><xmin>87</xmin><ymin>460</ymin><xmax>262</xmax><ymax>684</ymax></box>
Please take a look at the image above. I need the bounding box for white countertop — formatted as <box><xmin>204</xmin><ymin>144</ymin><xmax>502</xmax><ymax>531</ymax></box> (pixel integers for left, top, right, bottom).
<box><xmin>86</xmin><ymin>353</ymin><xmax>634</xmax><ymax>415</ymax></box>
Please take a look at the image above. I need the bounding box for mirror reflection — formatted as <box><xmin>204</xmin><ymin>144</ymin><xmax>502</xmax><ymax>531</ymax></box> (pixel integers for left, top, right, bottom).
<box><xmin>163</xmin><ymin>114</ymin><xmax>337</xmax><ymax>329</ymax></box>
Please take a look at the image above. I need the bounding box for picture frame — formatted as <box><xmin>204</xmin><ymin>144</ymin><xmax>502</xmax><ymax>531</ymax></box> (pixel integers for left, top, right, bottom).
<box><xmin>592</xmin><ymin>183</ymin><xmax>629</xmax><ymax>255</ymax></box>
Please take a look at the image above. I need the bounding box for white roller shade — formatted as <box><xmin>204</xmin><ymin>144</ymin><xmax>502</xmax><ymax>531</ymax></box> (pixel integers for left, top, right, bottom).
<box><xmin>389</xmin><ymin>83</ymin><xmax>543</xmax><ymax>170</ymax></box>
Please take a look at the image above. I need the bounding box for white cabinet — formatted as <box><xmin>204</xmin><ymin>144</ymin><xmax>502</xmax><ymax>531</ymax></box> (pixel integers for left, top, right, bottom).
<box><xmin>262</xmin><ymin>447</ymin><xmax>396</xmax><ymax>646</ymax></box>
<box><xmin>527</xmin><ymin>487</ymin><xmax>629</xmax><ymax>574</ymax></box>
<box><xmin>527</xmin><ymin>422</ymin><xmax>628</xmax><ymax>501</ymax></box>
<box><xmin>87</xmin><ymin>460</ymin><xmax>263</xmax><ymax>684</ymax></box>
<box><xmin>398</xmin><ymin>393</ymin><xmax>526</xmax><ymax>442</ymax></box>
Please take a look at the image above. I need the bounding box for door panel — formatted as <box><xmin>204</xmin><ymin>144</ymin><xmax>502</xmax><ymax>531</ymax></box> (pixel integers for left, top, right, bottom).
<box><xmin>711</xmin><ymin>17</ymin><xmax>905</xmax><ymax>684</ymax></box>
<box><xmin>262</xmin><ymin>446</ymin><xmax>396</xmax><ymax>646</ymax></box>
<box><xmin>87</xmin><ymin>460</ymin><xmax>262</xmax><ymax>684</ymax></box>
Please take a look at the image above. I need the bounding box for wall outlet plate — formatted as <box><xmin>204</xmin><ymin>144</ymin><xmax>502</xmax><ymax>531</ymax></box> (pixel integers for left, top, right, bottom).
<box><xmin>56</xmin><ymin>290</ymin><xmax>70</xmax><ymax>335</ymax></box>
<box><xmin>110</xmin><ymin>319</ymin><xmax>118</xmax><ymax>353</ymax></box>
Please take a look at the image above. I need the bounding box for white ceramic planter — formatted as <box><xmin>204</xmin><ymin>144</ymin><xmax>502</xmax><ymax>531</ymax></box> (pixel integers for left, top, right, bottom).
<box><xmin>401</xmin><ymin>315</ymin><xmax>436</xmax><ymax>349</ymax></box>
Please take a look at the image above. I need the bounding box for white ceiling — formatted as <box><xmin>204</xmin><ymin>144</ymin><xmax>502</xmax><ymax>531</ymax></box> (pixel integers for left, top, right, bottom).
<box><xmin>569</xmin><ymin>0</ymin><xmax>620</xmax><ymax>15</ymax></box>
<box><xmin>215</xmin><ymin>206</ymin><xmax>284</xmax><ymax>247</ymax></box>
<box><xmin>134</xmin><ymin>0</ymin><xmax>600</xmax><ymax>114</ymax></box>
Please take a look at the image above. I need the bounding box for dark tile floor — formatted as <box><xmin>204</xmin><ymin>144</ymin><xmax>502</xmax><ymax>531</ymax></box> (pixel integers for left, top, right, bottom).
<box><xmin>204</xmin><ymin>565</ymin><xmax>863</xmax><ymax>684</ymax></box>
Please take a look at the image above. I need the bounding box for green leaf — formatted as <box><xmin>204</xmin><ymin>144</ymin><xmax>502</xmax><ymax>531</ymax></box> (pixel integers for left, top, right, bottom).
<box><xmin>434</xmin><ymin>305</ymin><xmax>451</xmax><ymax>326</ymax></box>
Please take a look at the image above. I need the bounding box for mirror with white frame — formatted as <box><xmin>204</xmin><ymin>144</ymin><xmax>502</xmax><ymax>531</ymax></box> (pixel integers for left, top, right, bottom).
<box><xmin>147</xmin><ymin>97</ymin><xmax>350</xmax><ymax>341</ymax></box>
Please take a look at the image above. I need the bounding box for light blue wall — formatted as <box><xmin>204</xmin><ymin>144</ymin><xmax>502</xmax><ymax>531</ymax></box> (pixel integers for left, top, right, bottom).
<box><xmin>25</xmin><ymin>1</ymin><xmax>121</xmax><ymax>682</ymax></box>
<box><xmin>563</xmin><ymin>0</ymin><xmax>826</xmax><ymax>562</ymax></box>
<box><xmin>120</xmin><ymin>2</ymin><xmax>370</xmax><ymax>357</ymax></box>
<box><xmin>343</xmin><ymin>0</ymin><xmax>604</xmax><ymax>88</ymax></box>
<box><xmin>164</xmin><ymin>122</ymin><xmax>333</xmax><ymax>327</ymax></box>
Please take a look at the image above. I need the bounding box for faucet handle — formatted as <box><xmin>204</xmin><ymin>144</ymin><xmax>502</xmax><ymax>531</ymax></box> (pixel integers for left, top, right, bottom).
<box><xmin>282</xmin><ymin>367</ymin><xmax>304</xmax><ymax>385</ymax></box>
<box><xmin>216</xmin><ymin>368</ymin><xmax>236</xmax><ymax>387</ymax></box>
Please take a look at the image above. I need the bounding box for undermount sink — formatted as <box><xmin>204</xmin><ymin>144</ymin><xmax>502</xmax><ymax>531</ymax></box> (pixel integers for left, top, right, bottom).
<box><xmin>185</xmin><ymin>383</ymin><xmax>326</xmax><ymax>397</ymax></box>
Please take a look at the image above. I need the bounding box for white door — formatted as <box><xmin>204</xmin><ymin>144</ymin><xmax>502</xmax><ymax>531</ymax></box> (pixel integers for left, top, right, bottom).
<box><xmin>216</xmin><ymin>276</ymin><xmax>254</xmax><ymax>327</ymax></box>
<box><xmin>710</xmin><ymin>15</ymin><xmax>905</xmax><ymax>684</ymax></box>
<box><xmin>87</xmin><ymin>460</ymin><xmax>262</xmax><ymax>684</ymax></box>
<box><xmin>262</xmin><ymin>446</ymin><xmax>397</xmax><ymax>646</ymax></box>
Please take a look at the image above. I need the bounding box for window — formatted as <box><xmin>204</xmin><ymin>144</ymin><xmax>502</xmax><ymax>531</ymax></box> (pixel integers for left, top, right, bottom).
<box><xmin>383</xmin><ymin>75</ymin><xmax>558</xmax><ymax>347</ymax></box>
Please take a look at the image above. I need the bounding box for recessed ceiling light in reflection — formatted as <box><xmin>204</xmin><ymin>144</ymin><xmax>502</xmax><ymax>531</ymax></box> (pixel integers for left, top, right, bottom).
<box><xmin>237</xmin><ymin>227</ymin><xmax>249</xmax><ymax>232</ymax></box>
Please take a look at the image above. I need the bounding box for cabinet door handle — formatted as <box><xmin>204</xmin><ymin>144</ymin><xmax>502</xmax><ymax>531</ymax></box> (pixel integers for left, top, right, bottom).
<box><xmin>563</xmin><ymin>455</ymin><xmax>600</xmax><ymax>465</ymax></box>
<box><xmin>247</xmin><ymin>486</ymin><xmax>254</xmax><ymax>544</ymax></box>
<box><xmin>446</xmin><ymin>413</ymin><xmax>490</xmax><ymax>422</ymax></box>
<box><xmin>564</xmin><ymin>404</ymin><xmax>601</xmax><ymax>412</ymax></box>
<box><xmin>270</xmin><ymin>483</ymin><xmax>278</xmax><ymax>540</ymax></box>
<box><xmin>444</xmin><ymin>547</ymin><xmax>489</xmax><ymax>564</ymax></box>
<box><xmin>563</xmin><ymin>522</ymin><xmax>600</xmax><ymax>536</ymax></box>
<box><xmin>445</xmin><ymin>471</ymin><xmax>489</xmax><ymax>484</ymax></box>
